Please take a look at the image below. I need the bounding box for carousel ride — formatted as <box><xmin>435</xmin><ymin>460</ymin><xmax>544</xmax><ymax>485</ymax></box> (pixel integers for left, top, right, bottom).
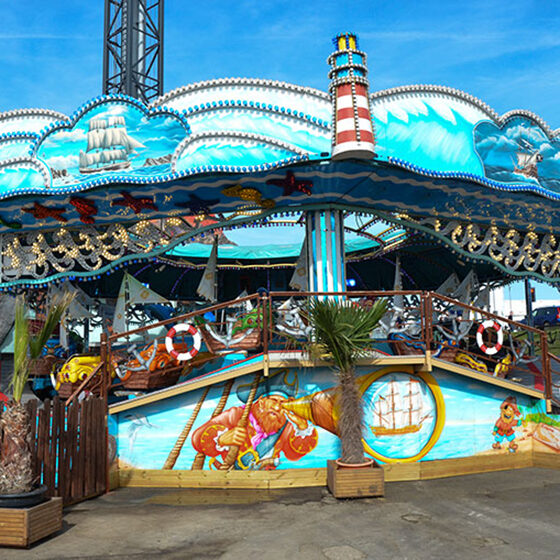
<box><xmin>0</xmin><ymin>32</ymin><xmax>559</xmax><ymax>410</ymax></box>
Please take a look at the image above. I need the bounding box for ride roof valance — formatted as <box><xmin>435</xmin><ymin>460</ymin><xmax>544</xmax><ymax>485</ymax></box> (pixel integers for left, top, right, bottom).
<box><xmin>1</xmin><ymin>32</ymin><xmax>560</xmax><ymax>287</ymax></box>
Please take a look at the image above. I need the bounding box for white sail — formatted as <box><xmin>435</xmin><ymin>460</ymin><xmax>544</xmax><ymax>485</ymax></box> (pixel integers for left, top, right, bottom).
<box><xmin>89</xmin><ymin>119</ymin><xmax>107</xmax><ymax>131</ymax></box>
<box><xmin>373</xmin><ymin>396</ymin><xmax>390</xmax><ymax>427</ymax></box>
<box><xmin>516</xmin><ymin>152</ymin><xmax>532</xmax><ymax>168</ymax></box>
<box><xmin>196</xmin><ymin>237</ymin><xmax>218</xmax><ymax>303</ymax></box>
<box><xmin>436</xmin><ymin>272</ymin><xmax>460</xmax><ymax>296</ymax></box>
<box><xmin>82</xmin><ymin>152</ymin><xmax>103</xmax><ymax>166</ymax></box>
<box><xmin>79</xmin><ymin>150</ymin><xmax>88</xmax><ymax>168</ymax></box>
<box><xmin>108</xmin><ymin>116</ymin><xmax>126</xmax><ymax>127</ymax></box>
<box><xmin>86</xmin><ymin>129</ymin><xmax>106</xmax><ymax>152</ymax></box>
<box><xmin>289</xmin><ymin>238</ymin><xmax>308</xmax><ymax>291</ymax></box>
<box><xmin>121</xmin><ymin>132</ymin><xmax>145</xmax><ymax>152</ymax></box>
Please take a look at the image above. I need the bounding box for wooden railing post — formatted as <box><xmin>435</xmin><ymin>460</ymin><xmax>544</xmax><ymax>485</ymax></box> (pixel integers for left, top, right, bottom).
<box><xmin>99</xmin><ymin>331</ymin><xmax>110</xmax><ymax>494</ymax></box>
<box><xmin>99</xmin><ymin>332</ymin><xmax>109</xmax><ymax>402</ymax></box>
<box><xmin>541</xmin><ymin>332</ymin><xmax>552</xmax><ymax>402</ymax></box>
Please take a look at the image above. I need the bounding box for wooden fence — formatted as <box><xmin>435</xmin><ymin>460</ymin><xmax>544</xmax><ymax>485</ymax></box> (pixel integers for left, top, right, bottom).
<box><xmin>0</xmin><ymin>396</ymin><xmax>107</xmax><ymax>505</ymax></box>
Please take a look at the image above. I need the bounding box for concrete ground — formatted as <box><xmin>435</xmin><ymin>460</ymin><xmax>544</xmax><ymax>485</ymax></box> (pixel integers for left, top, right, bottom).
<box><xmin>3</xmin><ymin>468</ymin><xmax>560</xmax><ymax>560</ymax></box>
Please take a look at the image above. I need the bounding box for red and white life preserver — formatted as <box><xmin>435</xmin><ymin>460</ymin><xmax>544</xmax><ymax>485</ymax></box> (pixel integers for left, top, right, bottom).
<box><xmin>476</xmin><ymin>320</ymin><xmax>503</xmax><ymax>355</ymax></box>
<box><xmin>165</xmin><ymin>323</ymin><xmax>201</xmax><ymax>361</ymax></box>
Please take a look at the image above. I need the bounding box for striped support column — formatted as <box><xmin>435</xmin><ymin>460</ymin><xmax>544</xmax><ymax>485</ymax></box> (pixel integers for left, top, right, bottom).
<box><xmin>306</xmin><ymin>210</ymin><xmax>346</xmax><ymax>297</ymax></box>
<box><xmin>328</xmin><ymin>33</ymin><xmax>376</xmax><ymax>160</ymax></box>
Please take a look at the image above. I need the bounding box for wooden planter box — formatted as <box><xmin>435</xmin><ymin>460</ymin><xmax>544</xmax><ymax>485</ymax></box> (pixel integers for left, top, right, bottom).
<box><xmin>0</xmin><ymin>497</ymin><xmax>62</xmax><ymax>548</ymax></box>
<box><xmin>327</xmin><ymin>460</ymin><xmax>385</xmax><ymax>499</ymax></box>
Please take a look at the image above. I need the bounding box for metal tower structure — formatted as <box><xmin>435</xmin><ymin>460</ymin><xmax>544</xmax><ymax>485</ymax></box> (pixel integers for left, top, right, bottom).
<box><xmin>103</xmin><ymin>0</ymin><xmax>164</xmax><ymax>103</ymax></box>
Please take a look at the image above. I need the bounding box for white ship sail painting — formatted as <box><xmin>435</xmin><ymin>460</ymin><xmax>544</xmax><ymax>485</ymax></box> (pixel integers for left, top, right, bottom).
<box><xmin>79</xmin><ymin>116</ymin><xmax>145</xmax><ymax>174</ymax></box>
<box><xmin>513</xmin><ymin>138</ymin><xmax>543</xmax><ymax>180</ymax></box>
<box><xmin>370</xmin><ymin>378</ymin><xmax>433</xmax><ymax>437</ymax></box>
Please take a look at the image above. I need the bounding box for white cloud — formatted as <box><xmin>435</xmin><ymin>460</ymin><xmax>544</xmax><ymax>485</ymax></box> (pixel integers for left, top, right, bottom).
<box><xmin>46</xmin><ymin>154</ymin><xmax>79</xmax><ymax>170</ymax></box>
<box><xmin>54</xmin><ymin>128</ymin><xmax>87</xmax><ymax>142</ymax></box>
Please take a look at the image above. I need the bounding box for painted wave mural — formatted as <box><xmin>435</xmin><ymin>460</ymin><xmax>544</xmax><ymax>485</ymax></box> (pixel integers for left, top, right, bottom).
<box><xmin>474</xmin><ymin>116</ymin><xmax>560</xmax><ymax>195</ymax></box>
<box><xmin>0</xmin><ymin>80</ymin><xmax>333</xmax><ymax>200</ymax></box>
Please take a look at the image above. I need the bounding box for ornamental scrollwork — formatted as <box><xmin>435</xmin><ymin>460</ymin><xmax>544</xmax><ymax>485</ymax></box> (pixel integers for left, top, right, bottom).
<box><xmin>0</xmin><ymin>221</ymin><xmax>171</xmax><ymax>282</ymax></box>
<box><xmin>417</xmin><ymin>217</ymin><xmax>560</xmax><ymax>278</ymax></box>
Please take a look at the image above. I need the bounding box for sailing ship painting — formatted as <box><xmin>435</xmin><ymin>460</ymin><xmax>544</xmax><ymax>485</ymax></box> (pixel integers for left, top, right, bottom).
<box><xmin>513</xmin><ymin>138</ymin><xmax>543</xmax><ymax>180</ymax></box>
<box><xmin>369</xmin><ymin>377</ymin><xmax>433</xmax><ymax>437</ymax></box>
<box><xmin>79</xmin><ymin>116</ymin><xmax>145</xmax><ymax>174</ymax></box>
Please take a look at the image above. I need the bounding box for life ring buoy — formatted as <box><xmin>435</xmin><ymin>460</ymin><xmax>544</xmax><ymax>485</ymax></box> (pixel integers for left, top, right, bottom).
<box><xmin>165</xmin><ymin>323</ymin><xmax>201</xmax><ymax>362</ymax></box>
<box><xmin>476</xmin><ymin>320</ymin><xmax>503</xmax><ymax>356</ymax></box>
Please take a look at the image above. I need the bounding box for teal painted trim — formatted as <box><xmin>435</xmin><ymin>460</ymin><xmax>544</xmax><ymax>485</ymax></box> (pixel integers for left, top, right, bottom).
<box><xmin>320</xmin><ymin>212</ymin><xmax>328</xmax><ymax>291</ymax></box>
<box><xmin>330</xmin><ymin>211</ymin><xmax>338</xmax><ymax>291</ymax></box>
<box><xmin>311</xmin><ymin>213</ymin><xmax>318</xmax><ymax>291</ymax></box>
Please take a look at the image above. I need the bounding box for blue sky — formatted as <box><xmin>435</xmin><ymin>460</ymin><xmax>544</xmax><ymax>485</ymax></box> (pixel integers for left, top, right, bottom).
<box><xmin>1</xmin><ymin>0</ymin><xmax>559</xmax><ymax>302</ymax></box>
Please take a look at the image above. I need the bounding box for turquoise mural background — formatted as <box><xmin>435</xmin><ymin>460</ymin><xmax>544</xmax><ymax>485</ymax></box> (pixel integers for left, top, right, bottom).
<box><xmin>110</xmin><ymin>365</ymin><xmax>556</xmax><ymax>471</ymax></box>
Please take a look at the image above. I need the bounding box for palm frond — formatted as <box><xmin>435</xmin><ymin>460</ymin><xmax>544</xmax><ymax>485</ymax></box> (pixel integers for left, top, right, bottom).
<box><xmin>28</xmin><ymin>292</ymin><xmax>75</xmax><ymax>359</ymax></box>
<box><xmin>9</xmin><ymin>292</ymin><xmax>74</xmax><ymax>403</ymax></box>
<box><xmin>307</xmin><ymin>298</ymin><xmax>388</xmax><ymax>371</ymax></box>
<box><xmin>10</xmin><ymin>296</ymin><xmax>30</xmax><ymax>403</ymax></box>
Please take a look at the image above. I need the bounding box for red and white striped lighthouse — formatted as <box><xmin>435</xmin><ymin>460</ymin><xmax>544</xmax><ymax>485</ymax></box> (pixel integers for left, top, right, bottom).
<box><xmin>328</xmin><ymin>33</ymin><xmax>376</xmax><ymax>160</ymax></box>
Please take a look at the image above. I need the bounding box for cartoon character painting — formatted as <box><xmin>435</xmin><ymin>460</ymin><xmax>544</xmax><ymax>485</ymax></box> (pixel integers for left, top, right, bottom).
<box><xmin>492</xmin><ymin>396</ymin><xmax>522</xmax><ymax>453</ymax></box>
<box><xmin>191</xmin><ymin>372</ymin><xmax>318</xmax><ymax>470</ymax></box>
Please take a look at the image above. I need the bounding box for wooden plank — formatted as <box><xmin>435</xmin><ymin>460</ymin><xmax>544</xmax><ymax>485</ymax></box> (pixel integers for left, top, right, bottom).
<box><xmin>383</xmin><ymin>462</ymin><xmax>421</xmax><ymax>482</ymax></box>
<box><xmin>59</xmin><ymin>403</ymin><xmax>70</xmax><ymax>503</ymax></box>
<box><xmin>76</xmin><ymin>399</ymin><xmax>87</xmax><ymax>500</ymax></box>
<box><xmin>68</xmin><ymin>400</ymin><xmax>80</xmax><ymax>503</ymax></box>
<box><xmin>533</xmin><ymin>451</ymin><xmax>560</xmax><ymax>469</ymax></box>
<box><xmin>56</xmin><ymin>399</ymin><xmax>65</xmax><ymax>499</ymax></box>
<box><xmin>50</xmin><ymin>398</ymin><xmax>61</xmax><ymax>498</ymax></box>
<box><xmin>78</xmin><ymin>399</ymin><xmax>88</xmax><ymax>499</ymax></box>
<box><xmin>26</xmin><ymin>399</ymin><xmax>38</xmax><ymax>482</ymax></box>
<box><xmin>0</xmin><ymin>498</ymin><xmax>62</xmax><ymax>548</ymax></box>
<box><xmin>121</xmin><ymin>467</ymin><xmax>326</xmax><ymax>489</ymax></box>
<box><xmin>85</xmin><ymin>398</ymin><xmax>94</xmax><ymax>497</ymax></box>
<box><xmin>45</xmin><ymin>399</ymin><xmax>58</xmax><ymax>497</ymax></box>
<box><xmin>36</xmin><ymin>401</ymin><xmax>49</xmax><ymax>490</ymax></box>
<box><xmin>420</xmin><ymin>451</ymin><xmax>532</xmax><ymax>480</ymax></box>
<box><xmin>267</xmin><ymin>468</ymin><xmax>326</xmax><ymax>488</ymax></box>
<box><xmin>42</xmin><ymin>399</ymin><xmax>52</xmax><ymax>494</ymax></box>
<box><xmin>96</xmin><ymin>398</ymin><xmax>108</xmax><ymax>496</ymax></box>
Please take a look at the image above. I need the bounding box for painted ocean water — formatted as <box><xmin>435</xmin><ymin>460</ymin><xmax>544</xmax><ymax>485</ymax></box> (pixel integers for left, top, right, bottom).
<box><xmin>117</xmin><ymin>417</ymin><xmax>499</xmax><ymax>470</ymax></box>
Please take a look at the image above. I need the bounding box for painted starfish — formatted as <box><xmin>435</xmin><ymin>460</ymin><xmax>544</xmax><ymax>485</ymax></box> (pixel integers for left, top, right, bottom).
<box><xmin>70</xmin><ymin>197</ymin><xmax>98</xmax><ymax>224</ymax></box>
<box><xmin>112</xmin><ymin>192</ymin><xmax>158</xmax><ymax>214</ymax></box>
<box><xmin>23</xmin><ymin>202</ymin><xmax>67</xmax><ymax>223</ymax></box>
<box><xmin>175</xmin><ymin>194</ymin><xmax>219</xmax><ymax>215</ymax></box>
<box><xmin>266</xmin><ymin>171</ymin><xmax>313</xmax><ymax>196</ymax></box>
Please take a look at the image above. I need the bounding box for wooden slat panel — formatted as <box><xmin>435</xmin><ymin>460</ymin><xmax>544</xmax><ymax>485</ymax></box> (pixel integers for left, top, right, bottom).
<box><xmin>383</xmin><ymin>462</ymin><xmax>421</xmax><ymax>482</ymax></box>
<box><xmin>68</xmin><ymin>401</ymin><xmax>80</xmax><ymax>501</ymax></box>
<box><xmin>26</xmin><ymin>399</ymin><xmax>38</xmax><ymax>482</ymax></box>
<box><xmin>56</xmin><ymin>398</ymin><xmax>65</xmax><ymax>499</ymax></box>
<box><xmin>420</xmin><ymin>451</ymin><xmax>532</xmax><ymax>480</ymax></box>
<box><xmin>533</xmin><ymin>451</ymin><xmax>560</xmax><ymax>469</ymax></box>
<box><xmin>60</xmin><ymin>402</ymin><xmax>71</xmax><ymax>503</ymax></box>
<box><xmin>50</xmin><ymin>398</ymin><xmax>61</xmax><ymax>497</ymax></box>
<box><xmin>95</xmin><ymin>398</ymin><xmax>102</xmax><ymax>495</ymax></box>
<box><xmin>77</xmin><ymin>399</ymin><xmax>88</xmax><ymax>499</ymax></box>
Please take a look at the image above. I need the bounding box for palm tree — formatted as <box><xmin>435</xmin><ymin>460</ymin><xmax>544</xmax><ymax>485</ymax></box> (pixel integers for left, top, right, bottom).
<box><xmin>0</xmin><ymin>293</ymin><xmax>73</xmax><ymax>495</ymax></box>
<box><xmin>307</xmin><ymin>298</ymin><xmax>387</xmax><ymax>464</ymax></box>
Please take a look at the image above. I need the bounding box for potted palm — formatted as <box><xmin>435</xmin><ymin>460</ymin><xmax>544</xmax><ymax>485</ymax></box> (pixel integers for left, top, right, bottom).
<box><xmin>0</xmin><ymin>293</ymin><xmax>72</xmax><ymax>547</ymax></box>
<box><xmin>307</xmin><ymin>298</ymin><xmax>387</xmax><ymax>498</ymax></box>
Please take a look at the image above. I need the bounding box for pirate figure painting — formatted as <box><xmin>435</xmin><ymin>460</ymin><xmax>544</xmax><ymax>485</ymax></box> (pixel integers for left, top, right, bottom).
<box><xmin>492</xmin><ymin>396</ymin><xmax>522</xmax><ymax>453</ymax></box>
<box><xmin>191</xmin><ymin>370</ymin><xmax>318</xmax><ymax>470</ymax></box>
